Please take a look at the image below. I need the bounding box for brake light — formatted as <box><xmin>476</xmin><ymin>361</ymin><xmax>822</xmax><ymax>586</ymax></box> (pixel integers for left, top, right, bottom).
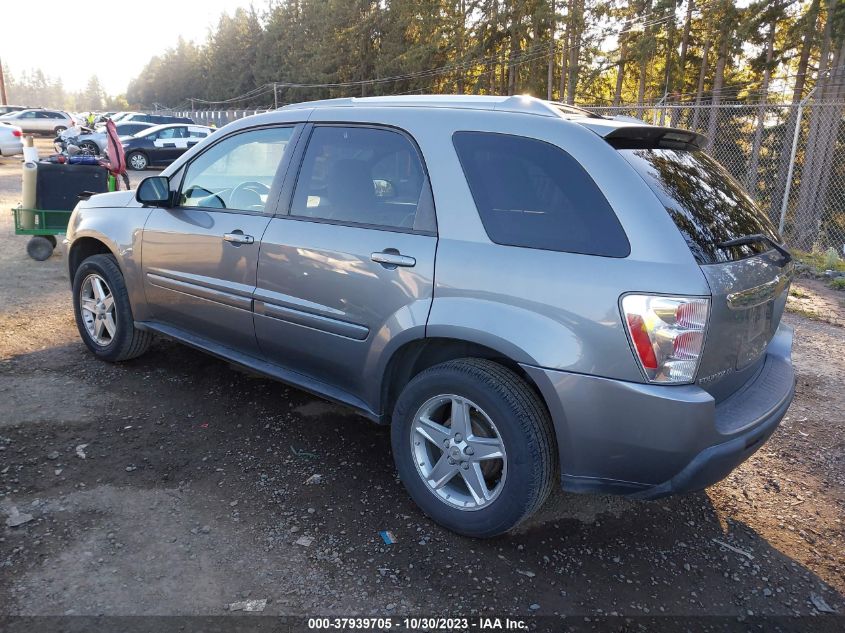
<box><xmin>12</xmin><ymin>130</ymin><xmax>21</xmax><ymax>137</ymax></box>
<box><xmin>621</xmin><ymin>294</ymin><xmax>710</xmax><ymax>384</ymax></box>
<box><xmin>625</xmin><ymin>314</ymin><xmax>658</xmax><ymax>369</ymax></box>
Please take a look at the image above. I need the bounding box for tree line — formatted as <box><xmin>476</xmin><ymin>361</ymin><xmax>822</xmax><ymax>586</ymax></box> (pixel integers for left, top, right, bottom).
<box><xmin>125</xmin><ymin>0</ymin><xmax>844</xmax><ymax>110</ymax></box>
<box><xmin>1</xmin><ymin>70</ymin><xmax>128</xmax><ymax>112</ymax></box>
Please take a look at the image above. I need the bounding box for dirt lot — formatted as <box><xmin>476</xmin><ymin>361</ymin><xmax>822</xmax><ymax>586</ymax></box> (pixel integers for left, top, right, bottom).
<box><xmin>0</xmin><ymin>140</ymin><xmax>843</xmax><ymax>623</ymax></box>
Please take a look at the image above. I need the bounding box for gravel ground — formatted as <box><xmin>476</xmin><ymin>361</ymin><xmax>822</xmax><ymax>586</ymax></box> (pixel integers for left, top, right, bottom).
<box><xmin>0</xmin><ymin>140</ymin><xmax>843</xmax><ymax>620</ymax></box>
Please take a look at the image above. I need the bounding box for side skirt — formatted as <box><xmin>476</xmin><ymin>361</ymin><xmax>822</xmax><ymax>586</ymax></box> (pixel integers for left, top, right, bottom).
<box><xmin>135</xmin><ymin>320</ymin><xmax>383</xmax><ymax>423</ymax></box>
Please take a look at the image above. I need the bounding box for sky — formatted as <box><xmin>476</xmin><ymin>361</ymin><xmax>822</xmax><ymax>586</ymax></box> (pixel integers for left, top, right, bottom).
<box><xmin>1</xmin><ymin>0</ymin><xmax>261</xmax><ymax>95</ymax></box>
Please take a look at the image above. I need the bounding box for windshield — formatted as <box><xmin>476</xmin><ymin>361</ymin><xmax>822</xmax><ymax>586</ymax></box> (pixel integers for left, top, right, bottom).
<box><xmin>620</xmin><ymin>148</ymin><xmax>781</xmax><ymax>264</ymax></box>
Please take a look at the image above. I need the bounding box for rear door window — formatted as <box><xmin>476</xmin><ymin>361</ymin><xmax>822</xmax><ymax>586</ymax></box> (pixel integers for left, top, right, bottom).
<box><xmin>452</xmin><ymin>132</ymin><xmax>630</xmax><ymax>257</ymax></box>
<box><xmin>620</xmin><ymin>149</ymin><xmax>781</xmax><ymax>264</ymax></box>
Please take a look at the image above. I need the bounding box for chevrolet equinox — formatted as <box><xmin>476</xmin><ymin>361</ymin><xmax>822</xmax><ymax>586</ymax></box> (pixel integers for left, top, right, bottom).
<box><xmin>64</xmin><ymin>95</ymin><xmax>796</xmax><ymax>537</ymax></box>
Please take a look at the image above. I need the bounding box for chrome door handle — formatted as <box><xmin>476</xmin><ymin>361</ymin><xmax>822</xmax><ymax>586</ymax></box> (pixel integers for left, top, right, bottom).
<box><xmin>371</xmin><ymin>251</ymin><xmax>416</xmax><ymax>268</ymax></box>
<box><xmin>223</xmin><ymin>232</ymin><xmax>254</xmax><ymax>245</ymax></box>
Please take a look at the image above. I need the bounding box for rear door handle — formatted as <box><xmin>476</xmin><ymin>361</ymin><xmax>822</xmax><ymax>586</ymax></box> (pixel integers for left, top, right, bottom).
<box><xmin>371</xmin><ymin>250</ymin><xmax>416</xmax><ymax>268</ymax></box>
<box><xmin>223</xmin><ymin>231</ymin><xmax>254</xmax><ymax>245</ymax></box>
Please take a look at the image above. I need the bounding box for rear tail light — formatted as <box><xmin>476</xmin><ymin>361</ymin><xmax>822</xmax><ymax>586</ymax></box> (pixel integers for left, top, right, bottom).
<box><xmin>621</xmin><ymin>294</ymin><xmax>710</xmax><ymax>384</ymax></box>
<box><xmin>12</xmin><ymin>130</ymin><xmax>21</xmax><ymax>137</ymax></box>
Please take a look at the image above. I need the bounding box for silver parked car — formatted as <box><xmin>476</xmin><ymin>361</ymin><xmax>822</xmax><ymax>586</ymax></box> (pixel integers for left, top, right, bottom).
<box><xmin>63</xmin><ymin>95</ymin><xmax>795</xmax><ymax>537</ymax></box>
<box><xmin>72</xmin><ymin>121</ymin><xmax>156</xmax><ymax>156</ymax></box>
<box><xmin>0</xmin><ymin>121</ymin><xmax>24</xmax><ymax>156</ymax></box>
<box><xmin>0</xmin><ymin>108</ymin><xmax>74</xmax><ymax>135</ymax></box>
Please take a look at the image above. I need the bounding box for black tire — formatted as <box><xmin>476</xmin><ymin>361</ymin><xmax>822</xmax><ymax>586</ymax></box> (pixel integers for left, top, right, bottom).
<box><xmin>26</xmin><ymin>236</ymin><xmax>54</xmax><ymax>261</ymax></box>
<box><xmin>126</xmin><ymin>151</ymin><xmax>148</xmax><ymax>170</ymax></box>
<box><xmin>43</xmin><ymin>235</ymin><xmax>57</xmax><ymax>248</ymax></box>
<box><xmin>79</xmin><ymin>141</ymin><xmax>100</xmax><ymax>156</ymax></box>
<box><xmin>54</xmin><ymin>126</ymin><xmax>67</xmax><ymax>135</ymax></box>
<box><xmin>391</xmin><ymin>358</ymin><xmax>556</xmax><ymax>538</ymax></box>
<box><xmin>72</xmin><ymin>254</ymin><xmax>152</xmax><ymax>362</ymax></box>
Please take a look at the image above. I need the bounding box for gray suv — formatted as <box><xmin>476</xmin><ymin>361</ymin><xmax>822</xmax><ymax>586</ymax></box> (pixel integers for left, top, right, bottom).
<box><xmin>64</xmin><ymin>96</ymin><xmax>795</xmax><ymax>537</ymax></box>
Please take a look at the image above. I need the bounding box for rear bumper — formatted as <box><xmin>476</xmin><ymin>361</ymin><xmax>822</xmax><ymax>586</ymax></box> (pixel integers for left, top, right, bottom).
<box><xmin>0</xmin><ymin>141</ymin><xmax>23</xmax><ymax>156</ymax></box>
<box><xmin>522</xmin><ymin>324</ymin><xmax>795</xmax><ymax>498</ymax></box>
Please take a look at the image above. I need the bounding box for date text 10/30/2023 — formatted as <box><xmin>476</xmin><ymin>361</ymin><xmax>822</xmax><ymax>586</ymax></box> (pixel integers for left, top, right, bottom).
<box><xmin>307</xmin><ymin>617</ymin><xmax>528</xmax><ymax>630</ymax></box>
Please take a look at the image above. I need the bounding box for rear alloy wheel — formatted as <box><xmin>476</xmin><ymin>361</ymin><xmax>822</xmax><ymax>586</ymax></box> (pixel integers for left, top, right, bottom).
<box><xmin>54</xmin><ymin>126</ymin><xmax>67</xmax><ymax>135</ymax></box>
<box><xmin>411</xmin><ymin>395</ymin><xmax>508</xmax><ymax>510</ymax></box>
<box><xmin>127</xmin><ymin>151</ymin><xmax>148</xmax><ymax>170</ymax></box>
<box><xmin>392</xmin><ymin>358</ymin><xmax>556</xmax><ymax>538</ymax></box>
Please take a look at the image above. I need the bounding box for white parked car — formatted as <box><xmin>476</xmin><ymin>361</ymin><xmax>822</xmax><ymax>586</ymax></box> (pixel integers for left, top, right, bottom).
<box><xmin>0</xmin><ymin>121</ymin><xmax>24</xmax><ymax>156</ymax></box>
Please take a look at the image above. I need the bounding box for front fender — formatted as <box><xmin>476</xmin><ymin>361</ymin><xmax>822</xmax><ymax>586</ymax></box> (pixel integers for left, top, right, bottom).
<box><xmin>67</xmin><ymin>205</ymin><xmax>154</xmax><ymax>320</ymax></box>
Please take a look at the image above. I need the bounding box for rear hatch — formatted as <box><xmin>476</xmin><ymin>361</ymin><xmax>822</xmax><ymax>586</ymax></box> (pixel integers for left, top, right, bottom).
<box><xmin>598</xmin><ymin>125</ymin><xmax>792</xmax><ymax>402</ymax></box>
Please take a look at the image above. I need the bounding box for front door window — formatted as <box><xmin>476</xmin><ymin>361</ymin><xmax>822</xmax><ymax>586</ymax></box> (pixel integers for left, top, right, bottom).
<box><xmin>180</xmin><ymin>127</ymin><xmax>294</xmax><ymax>213</ymax></box>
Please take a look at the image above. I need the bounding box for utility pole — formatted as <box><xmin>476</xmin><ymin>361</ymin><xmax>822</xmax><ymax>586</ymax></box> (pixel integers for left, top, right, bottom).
<box><xmin>0</xmin><ymin>55</ymin><xmax>8</xmax><ymax>105</ymax></box>
<box><xmin>273</xmin><ymin>83</ymin><xmax>278</xmax><ymax>109</ymax></box>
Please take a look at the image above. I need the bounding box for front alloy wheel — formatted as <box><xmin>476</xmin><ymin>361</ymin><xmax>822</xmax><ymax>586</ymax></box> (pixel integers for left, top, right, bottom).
<box><xmin>412</xmin><ymin>395</ymin><xmax>507</xmax><ymax>510</ymax></box>
<box><xmin>72</xmin><ymin>253</ymin><xmax>152</xmax><ymax>362</ymax></box>
<box><xmin>79</xmin><ymin>273</ymin><xmax>117</xmax><ymax>346</ymax></box>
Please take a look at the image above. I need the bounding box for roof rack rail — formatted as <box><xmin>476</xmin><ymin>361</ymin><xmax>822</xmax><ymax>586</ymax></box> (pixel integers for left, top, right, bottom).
<box><xmin>281</xmin><ymin>94</ymin><xmax>603</xmax><ymax>119</ymax></box>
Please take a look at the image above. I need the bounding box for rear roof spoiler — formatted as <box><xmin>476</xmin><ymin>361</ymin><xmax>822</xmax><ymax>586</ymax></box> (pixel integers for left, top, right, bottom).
<box><xmin>577</xmin><ymin>120</ymin><xmax>706</xmax><ymax>150</ymax></box>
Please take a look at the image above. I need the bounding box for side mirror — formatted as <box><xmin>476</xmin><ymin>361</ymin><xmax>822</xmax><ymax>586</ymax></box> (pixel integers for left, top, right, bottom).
<box><xmin>136</xmin><ymin>176</ymin><xmax>172</xmax><ymax>207</ymax></box>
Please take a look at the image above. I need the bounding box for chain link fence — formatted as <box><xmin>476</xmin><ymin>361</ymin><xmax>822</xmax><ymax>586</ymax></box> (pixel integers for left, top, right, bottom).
<box><xmin>165</xmin><ymin>99</ymin><xmax>845</xmax><ymax>256</ymax></box>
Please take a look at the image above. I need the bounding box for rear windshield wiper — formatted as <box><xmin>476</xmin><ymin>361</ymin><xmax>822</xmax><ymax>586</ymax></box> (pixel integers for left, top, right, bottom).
<box><xmin>717</xmin><ymin>234</ymin><xmax>792</xmax><ymax>264</ymax></box>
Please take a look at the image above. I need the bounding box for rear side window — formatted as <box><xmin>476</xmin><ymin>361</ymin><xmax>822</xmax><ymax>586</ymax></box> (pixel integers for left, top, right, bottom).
<box><xmin>620</xmin><ymin>149</ymin><xmax>781</xmax><ymax>264</ymax></box>
<box><xmin>452</xmin><ymin>132</ymin><xmax>630</xmax><ymax>257</ymax></box>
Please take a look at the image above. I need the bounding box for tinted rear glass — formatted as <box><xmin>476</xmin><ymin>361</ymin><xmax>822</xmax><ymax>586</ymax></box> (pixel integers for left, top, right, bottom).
<box><xmin>453</xmin><ymin>132</ymin><xmax>629</xmax><ymax>257</ymax></box>
<box><xmin>620</xmin><ymin>149</ymin><xmax>781</xmax><ymax>264</ymax></box>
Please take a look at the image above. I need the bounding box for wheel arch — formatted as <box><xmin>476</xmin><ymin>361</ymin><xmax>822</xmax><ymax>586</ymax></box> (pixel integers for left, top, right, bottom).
<box><xmin>379</xmin><ymin>336</ymin><xmax>549</xmax><ymax>425</ymax></box>
<box><xmin>68</xmin><ymin>236</ymin><xmax>117</xmax><ymax>282</ymax></box>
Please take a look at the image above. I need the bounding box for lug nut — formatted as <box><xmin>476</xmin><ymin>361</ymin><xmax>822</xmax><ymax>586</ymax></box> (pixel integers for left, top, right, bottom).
<box><xmin>464</xmin><ymin>446</ymin><xmax>474</xmax><ymax>455</ymax></box>
<box><xmin>454</xmin><ymin>433</ymin><xmax>462</xmax><ymax>442</ymax></box>
<box><xmin>461</xmin><ymin>462</ymin><xmax>469</xmax><ymax>470</ymax></box>
<box><xmin>448</xmin><ymin>458</ymin><xmax>456</xmax><ymax>465</ymax></box>
<box><xmin>443</xmin><ymin>439</ymin><xmax>450</xmax><ymax>448</ymax></box>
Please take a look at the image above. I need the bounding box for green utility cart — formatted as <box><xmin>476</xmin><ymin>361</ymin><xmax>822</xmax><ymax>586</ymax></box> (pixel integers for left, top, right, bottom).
<box><xmin>12</xmin><ymin>165</ymin><xmax>116</xmax><ymax>261</ymax></box>
<box><xmin>11</xmin><ymin>207</ymin><xmax>74</xmax><ymax>261</ymax></box>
